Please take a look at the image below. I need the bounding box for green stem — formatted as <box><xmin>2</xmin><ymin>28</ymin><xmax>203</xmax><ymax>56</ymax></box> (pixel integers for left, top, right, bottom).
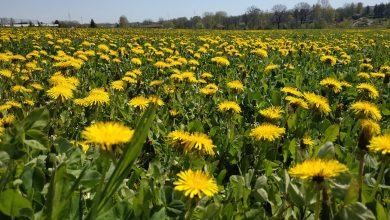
<box><xmin>369</xmin><ymin>156</ymin><xmax>388</xmax><ymax>201</ymax></box>
<box><xmin>357</xmin><ymin>152</ymin><xmax>365</xmax><ymax>202</ymax></box>
<box><xmin>314</xmin><ymin>184</ymin><xmax>322</xmax><ymax>220</ymax></box>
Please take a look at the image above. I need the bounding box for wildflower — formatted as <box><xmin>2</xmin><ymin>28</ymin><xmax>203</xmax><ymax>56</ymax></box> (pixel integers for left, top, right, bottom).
<box><xmin>285</xmin><ymin>96</ymin><xmax>309</xmax><ymax>109</ymax></box>
<box><xmin>259</xmin><ymin>106</ymin><xmax>284</xmax><ymax>120</ymax></box>
<box><xmin>183</xmin><ymin>132</ymin><xmax>216</xmax><ymax>156</ymax></box>
<box><xmin>128</xmin><ymin>96</ymin><xmax>150</xmax><ymax>110</ymax></box>
<box><xmin>367</xmin><ymin>134</ymin><xmax>390</xmax><ymax>154</ymax></box>
<box><xmin>47</xmin><ymin>85</ymin><xmax>73</xmax><ymax>101</ymax></box>
<box><xmin>251</xmin><ymin>48</ymin><xmax>268</xmax><ymax>58</ymax></box>
<box><xmin>148</xmin><ymin>95</ymin><xmax>164</xmax><ymax>106</ymax></box>
<box><xmin>111</xmin><ymin>80</ymin><xmax>125</xmax><ymax>91</ymax></box>
<box><xmin>320</xmin><ymin>55</ymin><xmax>337</xmax><ymax>66</ymax></box>
<box><xmin>131</xmin><ymin>58</ymin><xmax>142</xmax><ymax>65</ymax></box>
<box><xmin>200</xmin><ymin>84</ymin><xmax>218</xmax><ymax>95</ymax></box>
<box><xmin>356</xmin><ymin>83</ymin><xmax>379</xmax><ymax>99</ymax></box>
<box><xmin>174</xmin><ymin>169</ymin><xmax>218</xmax><ymax>198</ymax></box>
<box><xmin>82</xmin><ymin>122</ymin><xmax>134</xmax><ymax>151</ymax></box>
<box><xmin>264</xmin><ymin>64</ymin><xmax>279</xmax><ymax>74</ymax></box>
<box><xmin>250</xmin><ymin>123</ymin><xmax>285</xmax><ymax>142</ymax></box>
<box><xmin>360</xmin><ymin>119</ymin><xmax>381</xmax><ymax>136</ymax></box>
<box><xmin>211</xmin><ymin>57</ymin><xmax>230</xmax><ymax>66</ymax></box>
<box><xmin>289</xmin><ymin>159</ymin><xmax>348</xmax><ymax>181</ymax></box>
<box><xmin>350</xmin><ymin>101</ymin><xmax>381</xmax><ymax>121</ymax></box>
<box><xmin>319</xmin><ymin>78</ymin><xmax>343</xmax><ymax>93</ymax></box>
<box><xmin>303</xmin><ymin>92</ymin><xmax>331</xmax><ymax>115</ymax></box>
<box><xmin>281</xmin><ymin>87</ymin><xmax>303</xmax><ymax>97</ymax></box>
<box><xmin>218</xmin><ymin>101</ymin><xmax>241</xmax><ymax>114</ymax></box>
<box><xmin>227</xmin><ymin>80</ymin><xmax>244</xmax><ymax>92</ymax></box>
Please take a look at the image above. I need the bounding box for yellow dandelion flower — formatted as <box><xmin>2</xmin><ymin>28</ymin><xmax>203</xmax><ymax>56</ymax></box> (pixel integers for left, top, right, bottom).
<box><xmin>302</xmin><ymin>136</ymin><xmax>315</xmax><ymax>146</ymax></box>
<box><xmin>47</xmin><ymin>85</ymin><xmax>73</xmax><ymax>101</ymax></box>
<box><xmin>350</xmin><ymin>101</ymin><xmax>381</xmax><ymax>121</ymax></box>
<box><xmin>303</xmin><ymin>92</ymin><xmax>331</xmax><ymax>115</ymax></box>
<box><xmin>131</xmin><ymin>58</ymin><xmax>142</xmax><ymax>65</ymax></box>
<box><xmin>0</xmin><ymin>69</ymin><xmax>12</xmax><ymax>78</ymax></box>
<box><xmin>250</xmin><ymin>123</ymin><xmax>285</xmax><ymax>142</ymax></box>
<box><xmin>356</xmin><ymin>83</ymin><xmax>379</xmax><ymax>99</ymax></box>
<box><xmin>148</xmin><ymin>96</ymin><xmax>164</xmax><ymax>106</ymax></box>
<box><xmin>82</xmin><ymin>122</ymin><xmax>134</xmax><ymax>151</ymax></box>
<box><xmin>227</xmin><ymin>80</ymin><xmax>244</xmax><ymax>92</ymax></box>
<box><xmin>201</xmin><ymin>72</ymin><xmax>213</xmax><ymax>79</ymax></box>
<box><xmin>370</xmin><ymin>72</ymin><xmax>385</xmax><ymax>78</ymax></box>
<box><xmin>319</xmin><ymin>78</ymin><xmax>343</xmax><ymax>93</ymax></box>
<box><xmin>211</xmin><ymin>57</ymin><xmax>230</xmax><ymax>66</ymax></box>
<box><xmin>84</xmin><ymin>88</ymin><xmax>110</xmax><ymax>106</ymax></box>
<box><xmin>200</xmin><ymin>83</ymin><xmax>218</xmax><ymax>95</ymax></box>
<box><xmin>167</xmin><ymin>130</ymin><xmax>191</xmax><ymax>145</ymax></box>
<box><xmin>251</xmin><ymin>48</ymin><xmax>268</xmax><ymax>58</ymax></box>
<box><xmin>367</xmin><ymin>134</ymin><xmax>390</xmax><ymax>154</ymax></box>
<box><xmin>30</xmin><ymin>83</ymin><xmax>44</xmax><ymax>90</ymax></box>
<box><xmin>285</xmin><ymin>96</ymin><xmax>309</xmax><ymax>109</ymax></box>
<box><xmin>218</xmin><ymin>101</ymin><xmax>241</xmax><ymax>114</ymax></box>
<box><xmin>111</xmin><ymin>80</ymin><xmax>126</xmax><ymax>91</ymax></box>
<box><xmin>289</xmin><ymin>159</ymin><xmax>348</xmax><ymax>181</ymax></box>
<box><xmin>182</xmin><ymin>132</ymin><xmax>216</xmax><ymax>156</ymax></box>
<box><xmin>259</xmin><ymin>106</ymin><xmax>284</xmax><ymax>120</ymax></box>
<box><xmin>357</xmin><ymin>72</ymin><xmax>370</xmax><ymax>79</ymax></box>
<box><xmin>320</xmin><ymin>55</ymin><xmax>337</xmax><ymax>66</ymax></box>
<box><xmin>281</xmin><ymin>87</ymin><xmax>303</xmax><ymax>97</ymax></box>
<box><xmin>169</xmin><ymin>109</ymin><xmax>179</xmax><ymax>117</ymax></box>
<box><xmin>128</xmin><ymin>96</ymin><xmax>150</xmax><ymax>110</ymax></box>
<box><xmin>264</xmin><ymin>64</ymin><xmax>279</xmax><ymax>74</ymax></box>
<box><xmin>360</xmin><ymin>119</ymin><xmax>381</xmax><ymax>136</ymax></box>
<box><xmin>149</xmin><ymin>80</ymin><xmax>164</xmax><ymax>87</ymax></box>
<box><xmin>173</xmin><ymin>169</ymin><xmax>218</xmax><ymax>198</ymax></box>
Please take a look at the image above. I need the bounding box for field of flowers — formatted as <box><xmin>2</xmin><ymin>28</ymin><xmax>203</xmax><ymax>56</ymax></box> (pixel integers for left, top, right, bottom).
<box><xmin>0</xmin><ymin>28</ymin><xmax>389</xmax><ymax>219</ymax></box>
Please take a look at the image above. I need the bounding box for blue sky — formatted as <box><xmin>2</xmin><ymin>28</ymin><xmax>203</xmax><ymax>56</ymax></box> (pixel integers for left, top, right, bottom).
<box><xmin>0</xmin><ymin>0</ymin><xmax>386</xmax><ymax>23</ymax></box>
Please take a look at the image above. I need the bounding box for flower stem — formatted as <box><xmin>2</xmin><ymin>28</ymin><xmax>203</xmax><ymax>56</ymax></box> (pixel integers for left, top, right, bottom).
<box><xmin>357</xmin><ymin>152</ymin><xmax>365</xmax><ymax>202</ymax></box>
<box><xmin>369</xmin><ymin>156</ymin><xmax>388</xmax><ymax>201</ymax></box>
<box><xmin>314</xmin><ymin>184</ymin><xmax>322</xmax><ymax>220</ymax></box>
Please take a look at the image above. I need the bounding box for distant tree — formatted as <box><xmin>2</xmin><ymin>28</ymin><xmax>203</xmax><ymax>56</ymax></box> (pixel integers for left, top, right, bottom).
<box><xmin>10</xmin><ymin>18</ymin><xmax>14</xmax><ymax>27</ymax></box>
<box><xmin>90</xmin><ymin>19</ymin><xmax>97</xmax><ymax>28</ymax></box>
<box><xmin>245</xmin><ymin>6</ymin><xmax>262</xmax><ymax>29</ymax></box>
<box><xmin>356</xmin><ymin>2</ymin><xmax>364</xmax><ymax>14</ymax></box>
<box><xmin>272</xmin><ymin>4</ymin><xmax>288</xmax><ymax>29</ymax></box>
<box><xmin>294</xmin><ymin>2</ymin><xmax>311</xmax><ymax>24</ymax></box>
<box><xmin>203</xmin><ymin>12</ymin><xmax>215</xmax><ymax>29</ymax></box>
<box><xmin>54</xmin><ymin>20</ymin><xmax>59</xmax><ymax>25</ymax></box>
<box><xmin>119</xmin><ymin>15</ymin><xmax>129</xmax><ymax>28</ymax></box>
<box><xmin>28</xmin><ymin>20</ymin><xmax>34</xmax><ymax>27</ymax></box>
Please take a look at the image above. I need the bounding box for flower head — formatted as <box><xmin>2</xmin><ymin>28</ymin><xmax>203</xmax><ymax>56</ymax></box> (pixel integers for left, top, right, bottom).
<box><xmin>281</xmin><ymin>87</ymin><xmax>303</xmax><ymax>97</ymax></box>
<box><xmin>218</xmin><ymin>101</ymin><xmax>241</xmax><ymax>113</ymax></box>
<box><xmin>350</xmin><ymin>101</ymin><xmax>381</xmax><ymax>121</ymax></box>
<box><xmin>303</xmin><ymin>92</ymin><xmax>331</xmax><ymax>115</ymax></box>
<box><xmin>250</xmin><ymin>123</ymin><xmax>285</xmax><ymax>142</ymax></box>
<box><xmin>320</xmin><ymin>55</ymin><xmax>337</xmax><ymax>66</ymax></box>
<box><xmin>259</xmin><ymin>106</ymin><xmax>284</xmax><ymax>120</ymax></box>
<box><xmin>128</xmin><ymin>96</ymin><xmax>150</xmax><ymax>110</ymax></box>
<box><xmin>285</xmin><ymin>96</ymin><xmax>309</xmax><ymax>109</ymax></box>
<box><xmin>82</xmin><ymin>122</ymin><xmax>134</xmax><ymax>150</ymax></box>
<box><xmin>227</xmin><ymin>80</ymin><xmax>244</xmax><ymax>92</ymax></box>
<box><xmin>289</xmin><ymin>159</ymin><xmax>348</xmax><ymax>181</ymax></box>
<box><xmin>174</xmin><ymin>169</ymin><xmax>218</xmax><ymax>198</ymax></box>
<box><xmin>47</xmin><ymin>85</ymin><xmax>73</xmax><ymax>101</ymax></box>
<box><xmin>356</xmin><ymin>83</ymin><xmax>379</xmax><ymax>99</ymax></box>
<box><xmin>367</xmin><ymin>134</ymin><xmax>390</xmax><ymax>154</ymax></box>
<box><xmin>319</xmin><ymin>78</ymin><xmax>343</xmax><ymax>93</ymax></box>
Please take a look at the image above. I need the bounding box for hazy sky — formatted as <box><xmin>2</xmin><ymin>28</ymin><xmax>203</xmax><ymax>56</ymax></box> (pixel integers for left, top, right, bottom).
<box><xmin>0</xmin><ymin>0</ymin><xmax>386</xmax><ymax>23</ymax></box>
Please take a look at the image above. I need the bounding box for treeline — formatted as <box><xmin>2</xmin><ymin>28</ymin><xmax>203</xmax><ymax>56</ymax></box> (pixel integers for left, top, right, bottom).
<box><xmin>122</xmin><ymin>1</ymin><xmax>390</xmax><ymax>29</ymax></box>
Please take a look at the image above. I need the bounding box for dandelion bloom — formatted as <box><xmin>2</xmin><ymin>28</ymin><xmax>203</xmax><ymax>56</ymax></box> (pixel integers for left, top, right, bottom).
<box><xmin>148</xmin><ymin>95</ymin><xmax>164</xmax><ymax>106</ymax></box>
<box><xmin>174</xmin><ymin>169</ymin><xmax>218</xmax><ymax>198</ymax></box>
<box><xmin>289</xmin><ymin>159</ymin><xmax>348</xmax><ymax>181</ymax></box>
<box><xmin>218</xmin><ymin>101</ymin><xmax>241</xmax><ymax>114</ymax></box>
<box><xmin>47</xmin><ymin>85</ymin><xmax>73</xmax><ymax>101</ymax></box>
<box><xmin>264</xmin><ymin>64</ymin><xmax>279</xmax><ymax>74</ymax></box>
<box><xmin>350</xmin><ymin>101</ymin><xmax>381</xmax><ymax>121</ymax></box>
<box><xmin>111</xmin><ymin>80</ymin><xmax>125</xmax><ymax>91</ymax></box>
<box><xmin>320</xmin><ymin>55</ymin><xmax>337</xmax><ymax>66</ymax></box>
<box><xmin>82</xmin><ymin>122</ymin><xmax>134</xmax><ymax>150</ymax></box>
<box><xmin>367</xmin><ymin>134</ymin><xmax>390</xmax><ymax>154</ymax></box>
<box><xmin>319</xmin><ymin>78</ymin><xmax>343</xmax><ymax>93</ymax></box>
<box><xmin>302</xmin><ymin>136</ymin><xmax>315</xmax><ymax>146</ymax></box>
<box><xmin>359</xmin><ymin>119</ymin><xmax>381</xmax><ymax>135</ymax></box>
<box><xmin>303</xmin><ymin>92</ymin><xmax>331</xmax><ymax>115</ymax></box>
<box><xmin>356</xmin><ymin>83</ymin><xmax>379</xmax><ymax>99</ymax></box>
<box><xmin>200</xmin><ymin>83</ymin><xmax>218</xmax><ymax>95</ymax></box>
<box><xmin>250</xmin><ymin>123</ymin><xmax>285</xmax><ymax>142</ymax></box>
<box><xmin>182</xmin><ymin>132</ymin><xmax>216</xmax><ymax>156</ymax></box>
<box><xmin>285</xmin><ymin>96</ymin><xmax>309</xmax><ymax>109</ymax></box>
<box><xmin>251</xmin><ymin>48</ymin><xmax>268</xmax><ymax>58</ymax></box>
<box><xmin>131</xmin><ymin>58</ymin><xmax>142</xmax><ymax>65</ymax></box>
<box><xmin>227</xmin><ymin>80</ymin><xmax>244</xmax><ymax>92</ymax></box>
<box><xmin>128</xmin><ymin>96</ymin><xmax>150</xmax><ymax>110</ymax></box>
<box><xmin>281</xmin><ymin>87</ymin><xmax>303</xmax><ymax>97</ymax></box>
<box><xmin>167</xmin><ymin>130</ymin><xmax>190</xmax><ymax>145</ymax></box>
<box><xmin>211</xmin><ymin>57</ymin><xmax>230</xmax><ymax>66</ymax></box>
<box><xmin>259</xmin><ymin>106</ymin><xmax>284</xmax><ymax>120</ymax></box>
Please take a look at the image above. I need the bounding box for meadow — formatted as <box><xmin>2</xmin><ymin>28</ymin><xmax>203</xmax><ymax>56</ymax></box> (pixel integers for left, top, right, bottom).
<box><xmin>0</xmin><ymin>28</ymin><xmax>389</xmax><ymax>219</ymax></box>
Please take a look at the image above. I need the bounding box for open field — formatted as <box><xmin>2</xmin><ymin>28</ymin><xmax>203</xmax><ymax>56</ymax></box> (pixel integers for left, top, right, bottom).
<box><xmin>0</xmin><ymin>28</ymin><xmax>389</xmax><ymax>219</ymax></box>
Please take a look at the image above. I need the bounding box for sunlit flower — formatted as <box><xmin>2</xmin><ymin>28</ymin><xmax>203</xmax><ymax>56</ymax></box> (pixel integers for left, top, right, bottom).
<box><xmin>264</xmin><ymin>64</ymin><xmax>278</xmax><ymax>74</ymax></box>
<box><xmin>128</xmin><ymin>96</ymin><xmax>150</xmax><ymax>110</ymax></box>
<box><xmin>259</xmin><ymin>106</ymin><xmax>284</xmax><ymax>120</ymax></box>
<box><xmin>281</xmin><ymin>87</ymin><xmax>303</xmax><ymax>97</ymax></box>
<box><xmin>320</xmin><ymin>55</ymin><xmax>337</xmax><ymax>66</ymax></box>
<box><xmin>356</xmin><ymin>83</ymin><xmax>379</xmax><ymax>99</ymax></box>
<box><xmin>368</xmin><ymin>134</ymin><xmax>390</xmax><ymax>154</ymax></box>
<box><xmin>174</xmin><ymin>169</ymin><xmax>218</xmax><ymax>198</ymax></box>
<box><xmin>285</xmin><ymin>96</ymin><xmax>309</xmax><ymax>109</ymax></box>
<box><xmin>211</xmin><ymin>57</ymin><xmax>230</xmax><ymax>66</ymax></box>
<box><xmin>289</xmin><ymin>159</ymin><xmax>348</xmax><ymax>181</ymax></box>
<box><xmin>47</xmin><ymin>85</ymin><xmax>73</xmax><ymax>101</ymax></box>
<box><xmin>360</xmin><ymin>119</ymin><xmax>381</xmax><ymax>136</ymax></box>
<box><xmin>218</xmin><ymin>101</ymin><xmax>241</xmax><ymax>113</ymax></box>
<box><xmin>82</xmin><ymin>122</ymin><xmax>134</xmax><ymax>151</ymax></box>
<box><xmin>250</xmin><ymin>123</ymin><xmax>285</xmax><ymax>142</ymax></box>
<box><xmin>320</xmin><ymin>77</ymin><xmax>343</xmax><ymax>93</ymax></box>
<box><xmin>350</xmin><ymin>101</ymin><xmax>381</xmax><ymax>121</ymax></box>
<box><xmin>303</xmin><ymin>92</ymin><xmax>331</xmax><ymax>115</ymax></box>
<box><xmin>111</xmin><ymin>80</ymin><xmax>125</xmax><ymax>91</ymax></box>
<box><xmin>227</xmin><ymin>80</ymin><xmax>244</xmax><ymax>92</ymax></box>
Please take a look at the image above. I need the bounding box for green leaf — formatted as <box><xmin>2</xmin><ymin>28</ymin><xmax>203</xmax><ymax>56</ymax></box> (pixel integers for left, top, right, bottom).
<box><xmin>317</xmin><ymin>142</ymin><xmax>335</xmax><ymax>159</ymax></box>
<box><xmin>288</xmin><ymin>183</ymin><xmax>304</xmax><ymax>207</ymax></box>
<box><xmin>150</xmin><ymin>207</ymin><xmax>168</xmax><ymax>220</ymax></box>
<box><xmin>336</xmin><ymin>202</ymin><xmax>375</xmax><ymax>220</ymax></box>
<box><xmin>287</xmin><ymin>113</ymin><xmax>297</xmax><ymax>130</ymax></box>
<box><xmin>0</xmin><ymin>189</ymin><xmax>32</xmax><ymax>218</ymax></box>
<box><xmin>88</xmin><ymin>106</ymin><xmax>156</xmax><ymax>218</ymax></box>
<box><xmin>24</xmin><ymin>108</ymin><xmax>49</xmax><ymax>130</ymax></box>
<box><xmin>321</xmin><ymin>124</ymin><xmax>339</xmax><ymax>144</ymax></box>
<box><xmin>23</xmin><ymin>139</ymin><xmax>47</xmax><ymax>151</ymax></box>
<box><xmin>376</xmin><ymin>201</ymin><xmax>389</xmax><ymax>220</ymax></box>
